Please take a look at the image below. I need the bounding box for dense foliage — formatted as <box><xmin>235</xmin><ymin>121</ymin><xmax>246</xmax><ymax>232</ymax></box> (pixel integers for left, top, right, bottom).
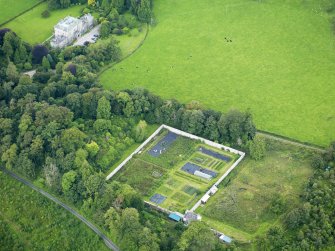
<box><xmin>0</xmin><ymin>171</ymin><xmax>109</xmax><ymax>251</ymax></box>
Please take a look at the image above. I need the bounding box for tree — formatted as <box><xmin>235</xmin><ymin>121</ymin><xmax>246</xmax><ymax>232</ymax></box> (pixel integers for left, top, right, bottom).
<box><xmin>178</xmin><ymin>221</ymin><xmax>216</xmax><ymax>251</ymax></box>
<box><xmin>100</xmin><ymin>21</ymin><xmax>111</xmax><ymax>38</ymax></box>
<box><xmin>97</xmin><ymin>96</ymin><xmax>111</xmax><ymax>119</ymax></box>
<box><xmin>6</xmin><ymin>61</ymin><xmax>18</xmax><ymax>82</ymax></box>
<box><xmin>62</xmin><ymin>71</ymin><xmax>76</xmax><ymax>84</ymax></box>
<box><xmin>62</xmin><ymin>170</ymin><xmax>77</xmax><ymax>192</ymax></box>
<box><xmin>18</xmin><ymin>113</ymin><xmax>32</xmax><ymax>135</ymax></box>
<box><xmin>44</xmin><ymin>158</ymin><xmax>61</xmax><ymax>191</ymax></box>
<box><xmin>42</xmin><ymin>56</ymin><xmax>51</xmax><ymax>71</ymax></box>
<box><xmin>0</xmin><ymin>28</ymin><xmax>11</xmax><ymax>46</ymax></box>
<box><xmin>1</xmin><ymin>144</ymin><xmax>17</xmax><ymax>169</ymax></box>
<box><xmin>111</xmin><ymin>0</ymin><xmax>125</xmax><ymax>13</ymax></box>
<box><xmin>15</xmin><ymin>152</ymin><xmax>36</xmax><ymax>178</ymax></box>
<box><xmin>60</xmin><ymin>127</ymin><xmax>87</xmax><ymax>153</ymax></box>
<box><xmin>65</xmin><ymin>92</ymin><xmax>82</xmax><ymax>118</ymax></box>
<box><xmin>18</xmin><ymin>43</ymin><xmax>28</xmax><ymax>63</ymax></box>
<box><xmin>88</xmin><ymin>0</ymin><xmax>96</xmax><ymax>6</ymax></box>
<box><xmin>85</xmin><ymin>141</ymin><xmax>100</xmax><ymax>158</ymax></box>
<box><xmin>84</xmin><ymin>172</ymin><xmax>105</xmax><ymax>197</ymax></box>
<box><xmin>104</xmin><ymin>207</ymin><xmax>120</xmax><ymax>231</ymax></box>
<box><xmin>32</xmin><ymin>44</ymin><xmax>49</xmax><ymax>64</ymax></box>
<box><xmin>101</xmin><ymin>0</ymin><xmax>110</xmax><ymax>11</ymax></box>
<box><xmin>60</xmin><ymin>0</ymin><xmax>71</xmax><ymax>8</ymax></box>
<box><xmin>2</xmin><ymin>33</ymin><xmax>13</xmax><ymax>58</ymax></box>
<box><xmin>133</xmin><ymin>120</ymin><xmax>147</xmax><ymax>142</ymax></box>
<box><xmin>137</xmin><ymin>0</ymin><xmax>151</xmax><ymax>22</ymax></box>
<box><xmin>18</xmin><ymin>74</ymin><xmax>32</xmax><ymax>85</ymax></box>
<box><xmin>203</xmin><ymin>115</ymin><xmax>219</xmax><ymax>141</ymax></box>
<box><xmin>248</xmin><ymin>135</ymin><xmax>266</xmax><ymax>160</ymax></box>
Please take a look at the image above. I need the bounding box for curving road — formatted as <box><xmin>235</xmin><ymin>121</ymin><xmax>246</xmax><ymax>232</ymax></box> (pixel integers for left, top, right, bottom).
<box><xmin>0</xmin><ymin>167</ymin><xmax>119</xmax><ymax>251</ymax></box>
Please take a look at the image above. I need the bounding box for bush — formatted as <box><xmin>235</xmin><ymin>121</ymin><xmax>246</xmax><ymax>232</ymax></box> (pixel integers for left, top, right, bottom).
<box><xmin>122</xmin><ymin>27</ymin><xmax>130</xmax><ymax>34</ymax></box>
<box><xmin>248</xmin><ymin>135</ymin><xmax>266</xmax><ymax>160</ymax></box>
<box><xmin>24</xmin><ymin>63</ymin><xmax>32</xmax><ymax>70</ymax></box>
<box><xmin>83</xmin><ymin>7</ymin><xmax>90</xmax><ymax>14</ymax></box>
<box><xmin>0</xmin><ymin>28</ymin><xmax>11</xmax><ymax>46</ymax></box>
<box><xmin>112</xmin><ymin>28</ymin><xmax>122</xmax><ymax>35</ymax></box>
<box><xmin>41</xmin><ymin>10</ymin><xmax>50</xmax><ymax>18</ymax></box>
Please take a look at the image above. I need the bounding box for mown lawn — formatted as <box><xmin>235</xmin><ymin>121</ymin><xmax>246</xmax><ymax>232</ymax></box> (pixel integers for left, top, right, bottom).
<box><xmin>0</xmin><ymin>171</ymin><xmax>109</xmax><ymax>250</ymax></box>
<box><xmin>2</xmin><ymin>2</ymin><xmax>83</xmax><ymax>44</ymax></box>
<box><xmin>100</xmin><ymin>0</ymin><xmax>335</xmax><ymax>146</ymax></box>
<box><xmin>196</xmin><ymin>137</ymin><xmax>314</xmax><ymax>243</ymax></box>
<box><xmin>0</xmin><ymin>0</ymin><xmax>41</xmax><ymax>24</ymax></box>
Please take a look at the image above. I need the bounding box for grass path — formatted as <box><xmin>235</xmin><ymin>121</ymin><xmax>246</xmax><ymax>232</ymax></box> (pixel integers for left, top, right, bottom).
<box><xmin>100</xmin><ymin>0</ymin><xmax>335</xmax><ymax>146</ymax></box>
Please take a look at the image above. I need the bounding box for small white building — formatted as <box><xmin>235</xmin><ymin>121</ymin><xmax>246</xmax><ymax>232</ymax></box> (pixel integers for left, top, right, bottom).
<box><xmin>50</xmin><ymin>14</ymin><xmax>94</xmax><ymax>48</ymax></box>
<box><xmin>194</xmin><ymin>170</ymin><xmax>212</xmax><ymax>180</ymax></box>
<box><xmin>209</xmin><ymin>186</ymin><xmax>218</xmax><ymax>195</ymax></box>
<box><xmin>201</xmin><ymin>194</ymin><xmax>210</xmax><ymax>204</ymax></box>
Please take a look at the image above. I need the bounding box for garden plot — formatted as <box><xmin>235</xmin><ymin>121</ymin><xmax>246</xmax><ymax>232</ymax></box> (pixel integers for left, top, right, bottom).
<box><xmin>111</xmin><ymin>125</ymin><xmax>243</xmax><ymax>213</ymax></box>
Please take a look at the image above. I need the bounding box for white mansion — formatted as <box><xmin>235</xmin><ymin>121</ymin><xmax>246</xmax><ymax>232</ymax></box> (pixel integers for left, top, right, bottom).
<box><xmin>50</xmin><ymin>14</ymin><xmax>94</xmax><ymax>48</ymax></box>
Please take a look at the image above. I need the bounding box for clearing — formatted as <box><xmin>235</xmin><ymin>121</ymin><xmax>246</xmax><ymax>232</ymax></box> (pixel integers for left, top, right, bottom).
<box><xmin>100</xmin><ymin>0</ymin><xmax>335</xmax><ymax>146</ymax></box>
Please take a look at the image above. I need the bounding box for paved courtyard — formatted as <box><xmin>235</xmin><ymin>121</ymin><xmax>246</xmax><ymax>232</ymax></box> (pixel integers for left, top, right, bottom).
<box><xmin>73</xmin><ymin>25</ymin><xmax>101</xmax><ymax>46</ymax></box>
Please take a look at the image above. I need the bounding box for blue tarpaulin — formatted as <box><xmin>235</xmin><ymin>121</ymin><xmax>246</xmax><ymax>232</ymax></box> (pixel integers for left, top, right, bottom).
<box><xmin>168</xmin><ymin>213</ymin><xmax>182</xmax><ymax>222</ymax></box>
<box><xmin>148</xmin><ymin>132</ymin><xmax>178</xmax><ymax>157</ymax></box>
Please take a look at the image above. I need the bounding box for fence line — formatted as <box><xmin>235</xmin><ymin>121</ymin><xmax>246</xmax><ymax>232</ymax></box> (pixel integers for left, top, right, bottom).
<box><xmin>190</xmin><ymin>153</ymin><xmax>245</xmax><ymax>212</ymax></box>
<box><xmin>144</xmin><ymin>200</ymin><xmax>173</xmax><ymax>215</ymax></box>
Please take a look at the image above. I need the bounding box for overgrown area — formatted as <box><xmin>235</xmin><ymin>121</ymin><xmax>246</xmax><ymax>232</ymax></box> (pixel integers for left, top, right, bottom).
<box><xmin>197</xmin><ymin>137</ymin><xmax>314</xmax><ymax>244</ymax></box>
<box><xmin>0</xmin><ymin>171</ymin><xmax>109</xmax><ymax>251</ymax></box>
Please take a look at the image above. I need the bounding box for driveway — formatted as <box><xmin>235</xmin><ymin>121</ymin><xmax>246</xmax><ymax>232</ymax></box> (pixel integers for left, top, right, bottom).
<box><xmin>73</xmin><ymin>24</ymin><xmax>101</xmax><ymax>46</ymax></box>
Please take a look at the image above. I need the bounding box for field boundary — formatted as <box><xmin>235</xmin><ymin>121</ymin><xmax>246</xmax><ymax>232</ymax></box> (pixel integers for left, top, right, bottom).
<box><xmin>1</xmin><ymin>167</ymin><xmax>119</xmax><ymax>251</ymax></box>
<box><xmin>0</xmin><ymin>0</ymin><xmax>46</xmax><ymax>27</ymax></box>
<box><xmin>257</xmin><ymin>130</ymin><xmax>326</xmax><ymax>152</ymax></box>
<box><xmin>105</xmin><ymin>124</ymin><xmax>245</xmax><ymax>211</ymax></box>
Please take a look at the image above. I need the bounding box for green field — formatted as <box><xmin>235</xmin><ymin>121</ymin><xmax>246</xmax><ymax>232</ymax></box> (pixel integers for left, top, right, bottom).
<box><xmin>0</xmin><ymin>171</ymin><xmax>108</xmax><ymax>250</ymax></box>
<box><xmin>100</xmin><ymin>0</ymin><xmax>335</xmax><ymax>146</ymax></box>
<box><xmin>196</xmin><ymin>137</ymin><xmax>314</xmax><ymax>243</ymax></box>
<box><xmin>114</xmin><ymin>129</ymin><xmax>238</xmax><ymax>212</ymax></box>
<box><xmin>0</xmin><ymin>0</ymin><xmax>42</xmax><ymax>25</ymax></box>
<box><xmin>2</xmin><ymin>2</ymin><xmax>83</xmax><ymax>44</ymax></box>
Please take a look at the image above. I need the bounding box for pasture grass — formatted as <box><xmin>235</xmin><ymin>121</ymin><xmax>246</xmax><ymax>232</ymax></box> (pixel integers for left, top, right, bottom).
<box><xmin>100</xmin><ymin>0</ymin><xmax>335</xmax><ymax>146</ymax></box>
<box><xmin>2</xmin><ymin>3</ymin><xmax>83</xmax><ymax>44</ymax></box>
<box><xmin>0</xmin><ymin>0</ymin><xmax>41</xmax><ymax>25</ymax></box>
<box><xmin>0</xmin><ymin>171</ymin><xmax>109</xmax><ymax>250</ymax></box>
<box><xmin>196</xmin><ymin>137</ymin><xmax>314</xmax><ymax>242</ymax></box>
